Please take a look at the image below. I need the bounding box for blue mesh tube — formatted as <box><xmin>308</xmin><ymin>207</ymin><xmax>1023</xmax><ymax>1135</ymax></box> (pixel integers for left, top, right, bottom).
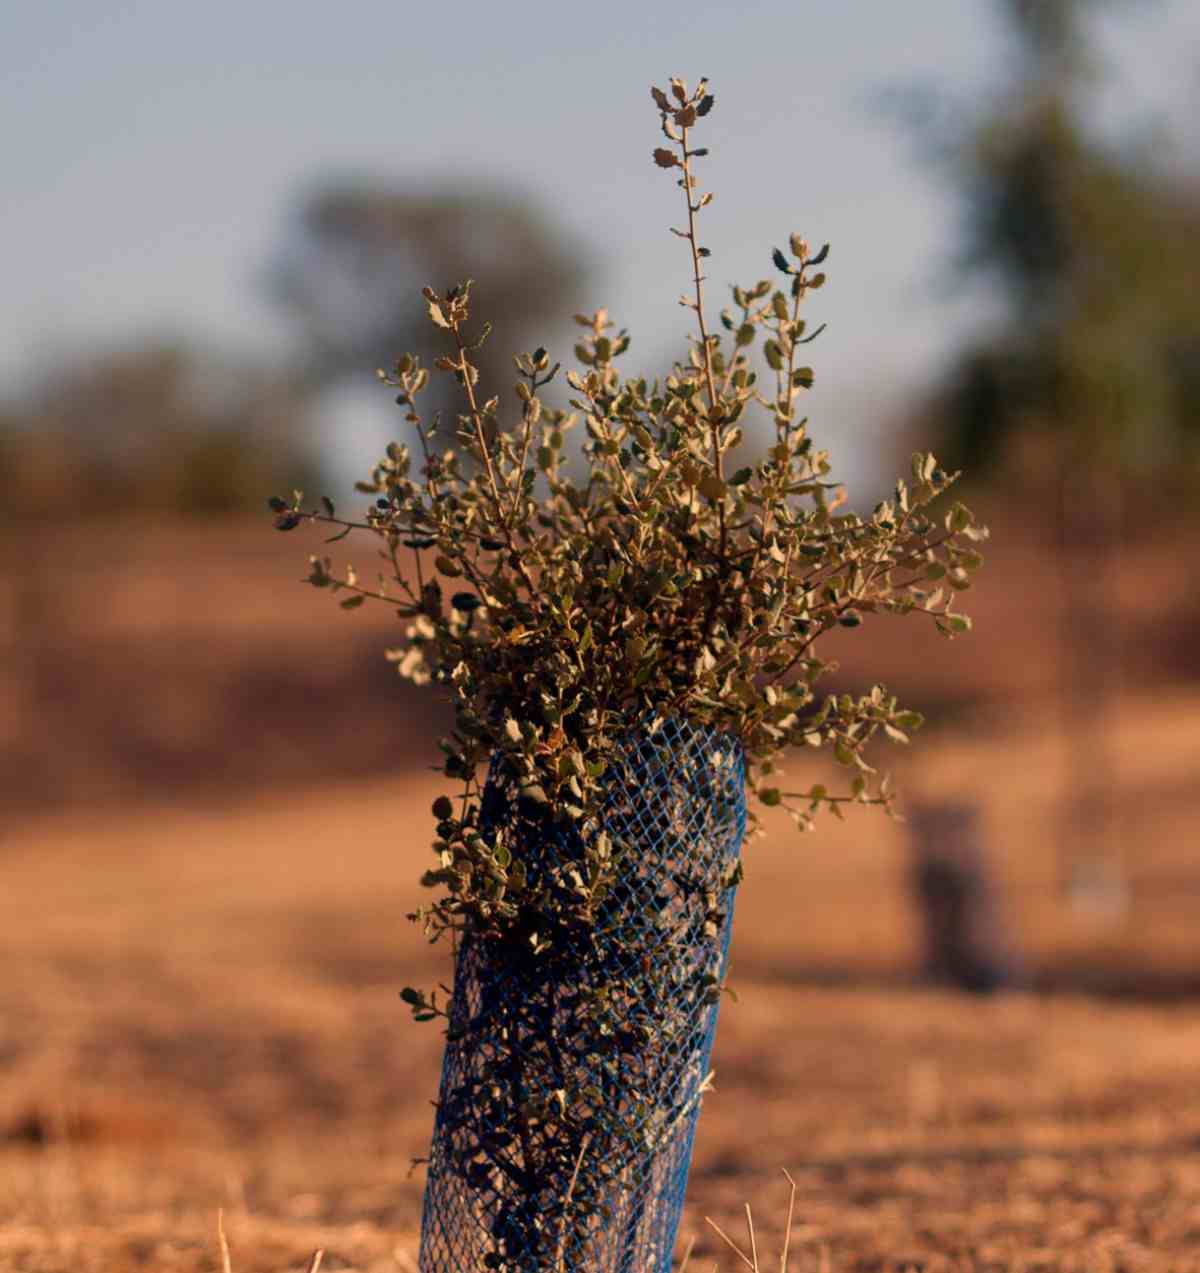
<box><xmin>418</xmin><ymin>717</ymin><xmax>746</xmax><ymax>1272</ymax></box>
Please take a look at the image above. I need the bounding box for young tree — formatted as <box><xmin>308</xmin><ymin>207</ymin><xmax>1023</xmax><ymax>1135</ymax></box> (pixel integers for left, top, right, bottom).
<box><xmin>271</xmin><ymin>74</ymin><xmax>986</xmax><ymax>1271</ymax></box>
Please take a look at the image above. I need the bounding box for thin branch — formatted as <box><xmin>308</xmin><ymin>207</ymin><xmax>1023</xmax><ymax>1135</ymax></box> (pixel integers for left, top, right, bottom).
<box><xmin>449</xmin><ymin>320</ymin><xmax>542</xmax><ymax>605</ymax></box>
<box><xmin>673</xmin><ymin>104</ymin><xmax>730</xmax><ymax>648</ymax></box>
<box><xmin>555</xmin><ymin>1132</ymin><xmax>593</xmax><ymax>1273</ymax></box>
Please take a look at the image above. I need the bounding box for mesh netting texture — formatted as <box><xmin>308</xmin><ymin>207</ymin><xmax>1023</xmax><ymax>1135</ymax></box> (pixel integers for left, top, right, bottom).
<box><xmin>418</xmin><ymin>717</ymin><xmax>746</xmax><ymax>1272</ymax></box>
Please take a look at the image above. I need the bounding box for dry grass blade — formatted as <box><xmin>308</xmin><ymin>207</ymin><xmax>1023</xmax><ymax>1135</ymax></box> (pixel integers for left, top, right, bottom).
<box><xmin>217</xmin><ymin>1208</ymin><xmax>233</xmax><ymax>1273</ymax></box>
<box><xmin>703</xmin><ymin>1169</ymin><xmax>805</xmax><ymax>1272</ymax></box>
<box><xmin>705</xmin><ymin>1214</ymin><xmax>756</xmax><ymax>1271</ymax></box>
<box><xmin>780</xmin><ymin>1169</ymin><xmax>797</xmax><ymax>1272</ymax></box>
<box><xmin>744</xmin><ymin>1203</ymin><xmax>759</xmax><ymax>1270</ymax></box>
<box><xmin>215</xmin><ymin>1208</ymin><xmax>323</xmax><ymax>1273</ymax></box>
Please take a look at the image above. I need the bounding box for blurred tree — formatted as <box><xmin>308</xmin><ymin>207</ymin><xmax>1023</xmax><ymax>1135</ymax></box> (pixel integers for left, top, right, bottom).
<box><xmin>265</xmin><ymin>182</ymin><xmax>590</xmax><ymax>404</ymax></box>
<box><xmin>934</xmin><ymin>0</ymin><xmax>1200</xmax><ymax>484</ymax></box>
<box><xmin>920</xmin><ymin>0</ymin><xmax>1200</xmax><ymax>916</ymax></box>
<box><xmin>0</xmin><ymin>344</ymin><xmax>321</xmax><ymax>521</ymax></box>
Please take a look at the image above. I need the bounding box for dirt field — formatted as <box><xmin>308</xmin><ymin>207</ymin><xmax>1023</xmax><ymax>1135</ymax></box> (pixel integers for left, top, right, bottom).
<box><xmin>5</xmin><ymin>686</ymin><xmax>1200</xmax><ymax>1272</ymax></box>
<box><xmin>3</xmin><ymin>511</ymin><xmax>1198</xmax><ymax>816</ymax></box>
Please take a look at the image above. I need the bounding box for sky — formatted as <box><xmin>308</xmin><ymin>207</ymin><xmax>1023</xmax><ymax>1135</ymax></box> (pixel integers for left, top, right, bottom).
<box><xmin>2</xmin><ymin>0</ymin><xmax>1197</xmax><ymax>491</ymax></box>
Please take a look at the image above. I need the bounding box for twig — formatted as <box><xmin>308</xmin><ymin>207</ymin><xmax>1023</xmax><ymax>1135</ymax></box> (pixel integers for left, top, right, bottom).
<box><xmin>555</xmin><ymin>1131</ymin><xmax>593</xmax><ymax>1273</ymax></box>
<box><xmin>449</xmin><ymin>320</ymin><xmax>541</xmax><ymax>605</ymax></box>
<box><xmin>672</xmin><ymin>94</ymin><xmax>730</xmax><ymax>647</ymax></box>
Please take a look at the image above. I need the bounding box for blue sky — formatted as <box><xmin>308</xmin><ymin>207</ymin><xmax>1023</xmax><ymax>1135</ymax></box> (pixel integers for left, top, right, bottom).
<box><xmin>2</xmin><ymin>1</ymin><xmax>1196</xmax><ymax>488</ymax></box>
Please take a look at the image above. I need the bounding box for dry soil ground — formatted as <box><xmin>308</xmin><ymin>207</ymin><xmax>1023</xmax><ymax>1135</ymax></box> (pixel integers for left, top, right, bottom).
<box><xmin>5</xmin><ymin>689</ymin><xmax>1200</xmax><ymax>1272</ymax></box>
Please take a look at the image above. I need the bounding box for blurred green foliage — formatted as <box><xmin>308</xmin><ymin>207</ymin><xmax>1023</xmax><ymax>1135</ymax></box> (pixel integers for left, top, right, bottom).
<box><xmin>932</xmin><ymin>0</ymin><xmax>1200</xmax><ymax>486</ymax></box>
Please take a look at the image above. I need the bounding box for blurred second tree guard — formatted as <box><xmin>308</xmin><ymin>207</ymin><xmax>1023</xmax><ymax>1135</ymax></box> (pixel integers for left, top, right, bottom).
<box><xmin>910</xmin><ymin>0</ymin><xmax>1200</xmax><ymax>913</ymax></box>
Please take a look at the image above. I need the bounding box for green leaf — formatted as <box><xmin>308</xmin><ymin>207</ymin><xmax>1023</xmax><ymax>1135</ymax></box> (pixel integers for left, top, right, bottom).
<box><xmin>937</xmin><ymin>614</ymin><xmax>972</xmax><ymax>635</ymax></box>
<box><xmin>451</xmin><ymin>592</ymin><xmax>481</xmax><ymax>612</ymax></box>
<box><xmin>947</xmin><ymin>502</ymin><xmax>973</xmax><ymax>533</ymax></box>
<box><xmin>763</xmin><ymin>341</ymin><xmax>784</xmax><ymax>371</ymax></box>
<box><xmin>960</xmin><ymin>549</ymin><xmax>985</xmax><ymax>572</ymax></box>
<box><xmin>772</xmin><ymin>248</ymin><xmax>790</xmax><ymax>273</ymax></box>
<box><xmin>698</xmin><ymin>474</ymin><xmax>727</xmax><ymax>501</ymax></box>
<box><xmin>758</xmin><ymin>787</ymin><xmax>782</xmax><ymax>807</ymax></box>
<box><xmin>729</xmin><ymin>467</ymin><xmax>753</xmax><ymax>486</ymax></box>
<box><xmin>432</xmin><ymin>796</ymin><xmax>454</xmax><ymax>819</ymax></box>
